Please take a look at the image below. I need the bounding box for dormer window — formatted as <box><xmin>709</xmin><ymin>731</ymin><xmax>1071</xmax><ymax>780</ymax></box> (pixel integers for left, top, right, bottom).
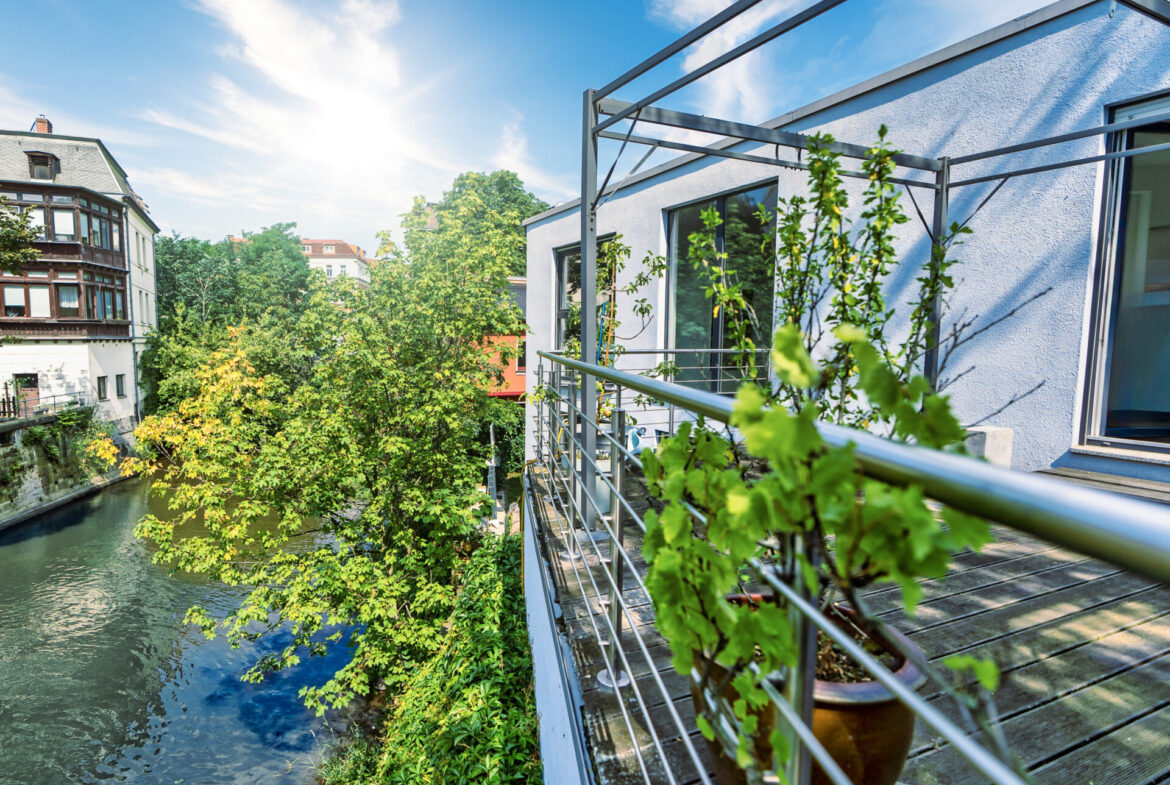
<box><xmin>25</xmin><ymin>152</ymin><xmax>59</xmax><ymax>181</ymax></box>
<box><xmin>302</xmin><ymin>244</ymin><xmax>311</xmax><ymax>253</ymax></box>
<box><xmin>324</xmin><ymin>245</ymin><xmax>335</xmax><ymax>254</ymax></box>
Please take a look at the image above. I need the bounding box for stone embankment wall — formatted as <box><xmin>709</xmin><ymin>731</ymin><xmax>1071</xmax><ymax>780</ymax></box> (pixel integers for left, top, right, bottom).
<box><xmin>0</xmin><ymin>414</ymin><xmax>121</xmax><ymax>533</ymax></box>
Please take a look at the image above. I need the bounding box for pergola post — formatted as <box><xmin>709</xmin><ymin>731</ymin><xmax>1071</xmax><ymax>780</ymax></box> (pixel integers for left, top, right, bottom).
<box><xmin>580</xmin><ymin>88</ymin><xmax>599</xmax><ymax>533</ymax></box>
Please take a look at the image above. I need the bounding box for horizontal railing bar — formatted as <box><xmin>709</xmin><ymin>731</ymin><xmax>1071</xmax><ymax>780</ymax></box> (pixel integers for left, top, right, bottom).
<box><xmin>599</xmin><ymin>97</ymin><xmax>941</xmax><ymax>172</ymax></box>
<box><xmin>521</xmin><ymin>472</ymin><xmax>598</xmax><ymax>785</ymax></box>
<box><xmin>950</xmin><ymin>138</ymin><xmax>1170</xmax><ymax>188</ymax></box>
<box><xmin>597</xmin><ymin>130</ymin><xmax>939</xmax><ymax>190</ymax></box>
<box><xmin>949</xmin><ymin>107</ymin><xmax>1170</xmax><ymax>165</ymax></box>
<box><xmin>761</xmin><ymin>571</ymin><xmax>1031</xmax><ymax>785</ymax></box>
<box><xmin>546</xmin><ymin>402</ymin><xmax>650</xmax><ymax>533</ymax></box>
<box><xmin>539</xmin><ymin>351</ymin><xmax>1170</xmax><ymax>584</ymax></box>
<box><xmin>594</xmin><ymin>0</ymin><xmax>765</xmax><ymax>100</ymax></box>
<box><xmin>595</xmin><ymin>0</ymin><xmax>847</xmax><ymax>135</ymax></box>
<box><xmin>539</xmin><ymin>464</ymin><xmax>678</xmax><ymax>785</ymax></box>
<box><xmin>541</xmin><ymin>428</ymin><xmax>715</xmax><ymax>785</ymax></box>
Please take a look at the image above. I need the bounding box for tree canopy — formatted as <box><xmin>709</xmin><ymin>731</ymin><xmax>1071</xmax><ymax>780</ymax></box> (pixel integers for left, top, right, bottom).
<box><xmin>129</xmin><ymin>177</ymin><xmax>528</xmax><ymax>712</ymax></box>
<box><xmin>399</xmin><ymin>170</ymin><xmax>547</xmax><ymax>277</ymax></box>
<box><xmin>0</xmin><ymin>195</ymin><xmax>40</xmax><ymax>274</ymax></box>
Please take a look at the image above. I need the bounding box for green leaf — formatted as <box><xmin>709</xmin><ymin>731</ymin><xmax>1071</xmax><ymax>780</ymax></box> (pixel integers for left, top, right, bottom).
<box><xmin>771</xmin><ymin>324</ymin><xmax>817</xmax><ymax>388</ymax></box>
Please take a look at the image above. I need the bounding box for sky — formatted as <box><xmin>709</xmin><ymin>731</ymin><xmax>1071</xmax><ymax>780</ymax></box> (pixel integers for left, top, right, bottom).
<box><xmin>0</xmin><ymin>0</ymin><xmax>1053</xmax><ymax>255</ymax></box>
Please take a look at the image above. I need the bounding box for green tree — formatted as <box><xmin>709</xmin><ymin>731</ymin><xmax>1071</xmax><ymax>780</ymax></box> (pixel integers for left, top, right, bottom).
<box><xmin>0</xmin><ymin>195</ymin><xmax>39</xmax><ymax>274</ymax></box>
<box><xmin>143</xmin><ymin>224</ymin><xmax>313</xmax><ymax>414</ymax></box>
<box><xmin>129</xmin><ymin>194</ymin><xmax>525</xmax><ymax>712</ymax></box>
<box><xmin>400</xmin><ymin>170</ymin><xmax>547</xmax><ymax>276</ymax></box>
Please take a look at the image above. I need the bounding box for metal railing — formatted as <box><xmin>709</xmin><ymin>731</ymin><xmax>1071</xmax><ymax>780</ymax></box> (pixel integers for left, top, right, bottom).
<box><xmin>525</xmin><ymin>349</ymin><xmax>1170</xmax><ymax>785</ymax></box>
<box><xmin>0</xmin><ymin>390</ymin><xmax>90</xmax><ymax>422</ymax></box>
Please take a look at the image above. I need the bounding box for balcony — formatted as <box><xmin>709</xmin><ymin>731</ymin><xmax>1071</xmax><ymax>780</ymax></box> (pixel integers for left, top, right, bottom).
<box><xmin>35</xmin><ymin>240</ymin><xmax>126</xmax><ymax>270</ymax></box>
<box><xmin>521</xmin><ymin>350</ymin><xmax>1170</xmax><ymax>785</ymax></box>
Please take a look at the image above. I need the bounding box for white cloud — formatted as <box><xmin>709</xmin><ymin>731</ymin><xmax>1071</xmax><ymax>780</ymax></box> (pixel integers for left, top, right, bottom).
<box><xmin>134</xmin><ymin>0</ymin><xmax>472</xmax><ymax>249</ymax></box>
<box><xmin>648</xmin><ymin>0</ymin><xmax>802</xmax><ymax>122</ymax></box>
<box><xmin>0</xmin><ymin>78</ymin><xmax>157</xmax><ymax>147</ymax></box>
<box><xmin>492</xmin><ymin>113</ymin><xmax>575</xmax><ymax>199</ymax></box>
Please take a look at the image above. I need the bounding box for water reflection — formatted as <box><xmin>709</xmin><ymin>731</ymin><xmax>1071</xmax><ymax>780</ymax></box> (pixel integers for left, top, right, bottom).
<box><xmin>0</xmin><ymin>479</ymin><xmax>352</xmax><ymax>785</ymax></box>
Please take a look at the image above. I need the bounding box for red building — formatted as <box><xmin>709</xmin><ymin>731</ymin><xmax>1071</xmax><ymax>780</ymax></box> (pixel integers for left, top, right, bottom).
<box><xmin>489</xmin><ymin>277</ymin><xmax>526</xmax><ymax>400</ymax></box>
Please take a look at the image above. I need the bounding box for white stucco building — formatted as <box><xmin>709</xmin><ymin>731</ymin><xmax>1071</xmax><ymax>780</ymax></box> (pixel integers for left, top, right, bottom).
<box><xmin>524</xmin><ymin>0</ymin><xmax>1170</xmax><ymax>483</ymax></box>
<box><xmin>300</xmin><ymin>238</ymin><xmax>371</xmax><ymax>285</ymax></box>
<box><xmin>0</xmin><ymin>116</ymin><xmax>158</xmax><ymax>437</ymax></box>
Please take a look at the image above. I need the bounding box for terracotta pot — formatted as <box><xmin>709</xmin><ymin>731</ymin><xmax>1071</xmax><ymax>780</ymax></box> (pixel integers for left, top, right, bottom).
<box><xmin>810</xmin><ymin>607</ymin><xmax>924</xmax><ymax>785</ymax></box>
<box><xmin>690</xmin><ymin>599</ymin><xmax>923</xmax><ymax>785</ymax></box>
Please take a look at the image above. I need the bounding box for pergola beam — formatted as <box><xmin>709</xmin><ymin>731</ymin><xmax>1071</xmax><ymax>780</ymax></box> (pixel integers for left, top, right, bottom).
<box><xmin>594</xmin><ymin>0</ymin><xmax>848</xmax><ymax>135</ymax></box>
<box><xmin>595</xmin><ymin>0</ymin><xmax>766</xmax><ymax>100</ymax></box>
<box><xmin>596</xmin><ymin>129</ymin><xmax>938</xmax><ymax>190</ymax></box>
<box><xmin>597</xmin><ymin>97</ymin><xmax>942</xmax><ymax>172</ymax></box>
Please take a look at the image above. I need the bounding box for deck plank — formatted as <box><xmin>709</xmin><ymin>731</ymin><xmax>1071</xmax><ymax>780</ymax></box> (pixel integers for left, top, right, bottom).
<box><xmin>526</xmin><ymin>466</ymin><xmax>1170</xmax><ymax>785</ymax></box>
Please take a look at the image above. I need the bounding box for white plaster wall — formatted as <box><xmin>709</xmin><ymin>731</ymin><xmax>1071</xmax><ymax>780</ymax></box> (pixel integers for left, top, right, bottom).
<box><xmin>0</xmin><ymin>342</ymin><xmax>89</xmax><ymax>401</ymax></box>
<box><xmin>307</xmin><ymin>255</ymin><xmax>370</xmax><ymax>283</ymax></box>
<box><xmin>127</xmin><ymin>209</ymin><xmax>157</xmax><ymax>418</ymax></box>
<box><xmin>87</xmin><ymin>341</ymin><xmax>137</xmax><ymax>432</ymax></box>
<box><xmin>127</xmin><ymin>210</ymin><xmax>158</xmax><ymax>341</ymax></box>
<box><xmin>525</xmin><ymin>1</ymin><xmax>1170</xmax><ymax>481</ymax></box>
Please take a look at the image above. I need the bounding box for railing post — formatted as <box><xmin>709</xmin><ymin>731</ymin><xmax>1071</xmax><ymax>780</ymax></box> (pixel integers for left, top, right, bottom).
<box><xmin>780</xmin><ymin>535</ymin><xmax>816</xmax><ymax>785</ymax></box>
<box><xmin>597</xmin><ymin>407</ymin><xmax>630</xmax><ymax>692</ymax></box>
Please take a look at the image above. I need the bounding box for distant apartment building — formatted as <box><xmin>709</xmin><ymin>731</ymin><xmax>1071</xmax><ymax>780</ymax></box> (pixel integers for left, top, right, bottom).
<box><xmin>301</xmin><ymin>238</ymin><xmax>371</xmax><ymax>285</ymax></box>
<box><xmin>489</xmin><ymin>277</ymin><xmax>527</xmax><ymax>400</ymax></box>
<box><xmin>0</xmin><ymin>116</ymin><xmax>158</xmax><ymax>437</ymax></box>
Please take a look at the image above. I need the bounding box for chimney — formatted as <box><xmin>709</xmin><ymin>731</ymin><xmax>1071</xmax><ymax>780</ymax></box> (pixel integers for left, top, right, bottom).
<box><xmin>31</xmin><ymin>115</ymin><xmax>52</xmax><ymax>134</ymax></box>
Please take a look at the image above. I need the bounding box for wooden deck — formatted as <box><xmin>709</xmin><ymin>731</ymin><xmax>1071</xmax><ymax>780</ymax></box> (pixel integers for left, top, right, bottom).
<box><xmin>527</xmin><ymin>466</ymin><xmax>1170</xmax><ymax>785</ymax></box>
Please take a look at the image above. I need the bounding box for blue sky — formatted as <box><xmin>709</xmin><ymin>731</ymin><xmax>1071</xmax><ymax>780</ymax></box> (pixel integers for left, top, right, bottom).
<box><xmin>0</xmin><ymin>0</ymin><xmax>1051</xmax><ymax>254</ymax></box>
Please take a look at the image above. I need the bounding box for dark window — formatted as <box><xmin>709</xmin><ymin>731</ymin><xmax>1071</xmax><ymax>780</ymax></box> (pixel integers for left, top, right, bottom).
<box><xmin>554</xmin><ymin>235</ymin><xmax>617</xmax><ymax>350</ymax></box>
<box><xmin>97</xmin><ymin>376</ymin><xmax>108</xmax><ymax>401</ymax></box>
<box><xmin>58</xmin><ymin>285</ymin><xmax>80</xmax><ymax>317</ymax></box>
<box><xmin>669</xmin><ymin>183</ymin><xmax>777</xmax><ymax>392</ymax></box>
<box><xmin>115</xmin><ymin>374</ymin><xmax>126</xmax><ymax>398</ymax></box>
<box><xmin>517</xmin><ymin>339</ymin><xmax>526</xmax><ymax>372</ymax></box>
<box><xmin>26</xmin><ymin>153</ymin><xmax>58</xmax><ymax>181</ymax></box>
<box><xmin>3</xmin><ymin>285</ymin><xmax>25</xmax><ymax>317</ymax></box>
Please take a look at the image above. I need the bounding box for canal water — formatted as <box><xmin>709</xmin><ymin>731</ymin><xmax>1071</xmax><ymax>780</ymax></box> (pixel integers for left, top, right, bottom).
<box><xmin>0</xmin><ymin>479</ymin><xmax>354</xmax><ymax>785</ymax></box>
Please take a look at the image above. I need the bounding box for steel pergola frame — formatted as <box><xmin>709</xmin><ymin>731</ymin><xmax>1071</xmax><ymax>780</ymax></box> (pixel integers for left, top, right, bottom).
<box><xmin>569</xmin><ymin>1</ymin><xmax>1170</xmax><ymax>783</ymax></box>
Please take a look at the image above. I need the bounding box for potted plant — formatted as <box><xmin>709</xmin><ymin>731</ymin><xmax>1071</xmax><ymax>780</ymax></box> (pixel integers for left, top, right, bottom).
<box><xmin>638</xmin><ymin>130</ymin><xmax>1030</xmax><ymax>784</ymax></box>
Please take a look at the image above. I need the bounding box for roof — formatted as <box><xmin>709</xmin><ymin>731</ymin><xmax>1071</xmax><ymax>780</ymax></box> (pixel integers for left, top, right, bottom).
<box><xmin>300</xmin><ymin>238</ymin><xmax>367</xmax><ymax>260</ymax></box>
<box><xmin>524</xmin><ymin>0</ymin><xmax>1170</xmax><ymax>228</ymax></box>
<box><xmin>0</xmin><ymin>127</ymin><xmax>158</xmax><ymax>233</ymax></box>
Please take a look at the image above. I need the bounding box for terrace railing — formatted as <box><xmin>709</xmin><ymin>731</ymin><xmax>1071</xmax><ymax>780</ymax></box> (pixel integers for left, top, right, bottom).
<box><xmin>523</xmin><ymin>349</ymin><xmax>1170</xmax><ymax>785</ymax></box>
<box><xmin>0</xmin><ymin>390</ymin><xmax>90</xmax><ymax>422</ymax></box>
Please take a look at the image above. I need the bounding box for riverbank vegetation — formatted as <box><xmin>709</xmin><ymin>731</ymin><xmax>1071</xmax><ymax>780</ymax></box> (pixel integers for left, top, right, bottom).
<box><xmin>131</xmin><ymin>171</ymin><xmax>544</xmax><ymax>782</ymax></box>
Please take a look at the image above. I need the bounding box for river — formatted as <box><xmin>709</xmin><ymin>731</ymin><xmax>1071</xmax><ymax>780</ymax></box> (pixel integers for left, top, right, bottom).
<box><xmin>0</xmin><ymin>479</ymin><xmax>356</xmax><ymax>785</ymax></box>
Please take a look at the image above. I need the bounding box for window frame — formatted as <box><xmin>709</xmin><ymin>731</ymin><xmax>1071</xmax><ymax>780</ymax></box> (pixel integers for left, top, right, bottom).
<box><xmin>115</xmin><ymin>374</ymin><xmax>126</xmax><ymax>398</ymax></box>
<box><xmin>1081</xmin><ymin>90</ymin><xmax>1170</xmax><ymax>455</ymax></box>
<box><xmin>97</xmin><ymin>376</ymin><xmax>108</xmax><ymax>401</ymax></box>
<box><xmin>665</xmin><ymin>179</ymin><xmax>779</xmax><ymax>389</ymax></box>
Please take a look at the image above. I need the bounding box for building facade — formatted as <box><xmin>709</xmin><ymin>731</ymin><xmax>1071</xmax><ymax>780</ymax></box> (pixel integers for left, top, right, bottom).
<box><xmin>489</xmin><ymin>277</ymin><xmax>527</xmax><ymax>400</ymax></box>
<box><xmin>300</xmin><ymin>238</ymin><xmax>371</xmax><ymax>284</ymax></box>
<box><xmin>525</xmin><ymin>0</ymin><xmax>1170</xmax><ymax>483</ymax></box>
<box><xmin>0</xmin><ymin>116</ymin><xmax>158</xmax><ymax>437</ymax></box>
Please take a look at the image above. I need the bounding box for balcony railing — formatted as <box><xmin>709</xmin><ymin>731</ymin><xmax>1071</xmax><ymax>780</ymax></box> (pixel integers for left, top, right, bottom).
<box><xmin>522</xmin><ymin>349</ymin><xmax>1170</xmax><ymax>785</ymax></box>
<box><xmin>0</xmin><ymin>390</ymin><xmax>90</xmax><ymax>422</ymax></box>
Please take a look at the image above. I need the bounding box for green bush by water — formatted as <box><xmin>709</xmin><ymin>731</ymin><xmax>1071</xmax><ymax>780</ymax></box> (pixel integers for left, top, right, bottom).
<box><xmin>321</xmin><ymin>534</ymin><xmax>540</xmax><ymax>785</ymax></box>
